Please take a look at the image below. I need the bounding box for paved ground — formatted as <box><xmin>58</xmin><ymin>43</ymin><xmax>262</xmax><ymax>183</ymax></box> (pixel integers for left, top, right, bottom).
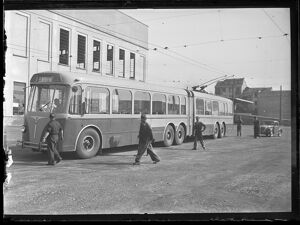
<box><xmin>3</xmin><ymin>125</ymin><xmax>291</xmax><ymax>216</ymax></box>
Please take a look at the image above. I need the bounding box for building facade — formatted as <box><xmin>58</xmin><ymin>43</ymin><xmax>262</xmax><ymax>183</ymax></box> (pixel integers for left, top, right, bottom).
<box><xmin>257</xmin><ymin>90</ymin><xmax>291</xmax><ymax>121</ymax></box>
<box><xmin>215</xmin><ymin>78</ymin><xmax>247</xmax><ymax>99</ymax></box>
<box><xmin>4</xmin><ymin>10</ymin><xmax>148</xmax><ymax>125</ymax></box>
<box><xmin>237</xmin><ymin>87</ymin><xmax>272</xmax><ymax>114</ymax></box>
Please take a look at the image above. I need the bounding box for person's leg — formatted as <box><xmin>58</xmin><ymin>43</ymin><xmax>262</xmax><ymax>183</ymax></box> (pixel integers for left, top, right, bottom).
<box><xmin>199</xmin><ymin>135</ymin><xmax>205</xmax><ymax>150</ymax></box>
<box><xmin>134</xmin><ymin>142</ymin><xmax>147</xmax><ymax>164</ymax></box>
<box><xmin>146</xmin><ymin>142</ymin><xmax>160</xmax><ymax>163</ymax></box>
<box><xmin>193</xmin><ymin>135</ymin><xmax>198</xmax><ymax>149</ymax></box>
<box><xmin>52</xmin><ymin>142</ymin><xmax>62</xmax><ymax>162</ymax></box>
<box><xmin>47</xmin><ymin>141</ymin><xmax>55</xmax><ymax>165</ymax></box>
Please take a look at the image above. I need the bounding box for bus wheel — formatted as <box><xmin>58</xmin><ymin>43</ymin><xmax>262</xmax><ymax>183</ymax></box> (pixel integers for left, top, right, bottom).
<box><xmin>76</xmin><ymin>128</ymin><xmax>101</xmax><ymax>159</ymax></box>
<box><xmin>212</xmin><ymin>123</ymin><xmax>219</xmax><ymax>139</ymax></box>
<box><xmin>164</xmin><ymin>125</ymin><xmax>175</xmax><ymax>147</ymax></box>
<box><xmin>175</xmin><ymin>125</ymin><xmax>185</xmax><ymax>145</ymax></box>
<box><xmin>218</xmin><ymin>123</ymin><xmax>225</xmax><ymax>138</ymax></box>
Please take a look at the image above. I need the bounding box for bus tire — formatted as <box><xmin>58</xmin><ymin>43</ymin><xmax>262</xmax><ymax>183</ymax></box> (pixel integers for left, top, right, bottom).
<box><xmin>164</xmin><ymin>125</ymin><xmax>175</xmax><ymax>147</ymax></box>
<box><xmin>76</xmin><ymin>128</ymin><xmax>101</xmax><ymax>159</ymax></box>
<box><xmin>218</xmin><ymin>123</ymin><xmax>225</xmax><ymax>138</ymax></box>
<box><xmin>175</xmin><ymin>124</ymin><xmax>185</xmax><ymax>145</ymax></box>
<box><xmin>212</xmin><ymin>123</ymin><xmax>219</xmax><ymax>139</ymax></box>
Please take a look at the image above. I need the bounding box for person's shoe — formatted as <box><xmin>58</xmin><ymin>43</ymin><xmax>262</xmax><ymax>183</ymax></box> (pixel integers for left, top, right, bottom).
<box><xmin>203</xmin><ymin>146</ymin><xmax>206</xmax><ymax>150</ymax></box>
<box><xmin>192</xmin><ymin>148</ymin><xmax>197</xmax><ymax>150</ymax></box>
<box><xmin>153</xmin><ymin>160</ymin><xmax>160</xmax><ymax>164</ymax></box>
<box><xmin>47</xmin><ymin>161</ymin><xmax>55</xmax><ymax>165</ymax></box>
<box><xmin>56</xmin><ymin>158</ymin><xmax>62</xmax><ymax>164</ymax></box>
<box><xmin>133</xmin><ymin>162</ymin><xmax>140</xmax><ymax>165</ymax></box>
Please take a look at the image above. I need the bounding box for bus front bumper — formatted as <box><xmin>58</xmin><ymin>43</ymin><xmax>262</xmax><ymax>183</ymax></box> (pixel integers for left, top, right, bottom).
<box><xmin>21</xmin><ymin>141</ymin><xmax>48</xmax><ymax>152</ymax></box>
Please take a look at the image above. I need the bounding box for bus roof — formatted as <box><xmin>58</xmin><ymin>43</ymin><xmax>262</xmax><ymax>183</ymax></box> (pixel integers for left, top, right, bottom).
<box><xmin>32</xmin><ymin>71</ymin><xmax>188</xmax><ymax>96</ymax></box>
<box><xmin>193</xmin><ymin>91</ymin><xmax>232</xmax><ymax>103</ymax></box>
<box><xmin>31</xmin><ymin>71</ymin><xmax>232</xmax><ymax>103</ymax></box>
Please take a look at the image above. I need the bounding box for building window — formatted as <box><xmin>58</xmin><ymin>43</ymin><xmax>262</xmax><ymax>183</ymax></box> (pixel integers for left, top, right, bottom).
<box><xmin>93</xmin><ymin>40</ymin><xmax>101</xmax><ymax>72</ymax></box>
<box><xmin>181</xmin><ymin>96</ymin><xmax>186</xmax><ymax>115</ymax></box>
<box><xmin>85</xmin><ymin>87</ymin><xmax>110</xmax><ymax>114</ymax></box>
<box><xmin>136</xmin><ymin>56</ymin><xmax>146</xmax><ymax>81</ymax></box>
<box><xmin>59</xmin><ymin>28</ymin><xmax>69</xmax><ymax>65</ymax></box>
<box><xmin>106</xmin><ymin>44</ymin><xmax>114</xmax><ymax>75</ymax></box>
<box><xmin>112</xmin><ymin>89</ymin><xmax>132</xmax><ymax>114</ymax></box>
<box><xmin>77</xmin><ymin>34</ymin><xmax>86</xmax><ymax>69</ymax></box>
<box><xmin>134</xmin><ymin>91</ymin><xmax>150</xmax><ymax>114</ymax></box>
<box><xmin>212</xmin><ymin>101</ymin><xmax>219</xmax><ymax>115</ymax></box>
<box><xmin>168</xmin><ymin>95</ymin><xmax>180</xmax><ymax>115</ymax></box>
<box><xmin>130</xmin><ymin>53</ymin><xmax>135</xmax><ymax>79</ymax></box>
<box><xmin>152</xmin><ymin>93</ymin><xmax>166</xmax><ymax>115</ymax></box>
<box><xmin>12</xmin><ymin>13</ymin><xmax>28</xmax><ymax>57</ymax></box>
<box><xmin>37</xmin><ymin>21</ymin><xmax>50</xmax><ymax>61</ymax></box>
<box><xmin>119</xmin><ymin>49</ymin><xmax>125</xmax><ymax>77</ymax></box>
<box><xmin>196</xmin><ymin>98</ymin><xmax>204</xmax><ymax>115</ymax></box>
<box><xmin>13</xmin><ymin>82</ymin><xmax>26</xmax><ymax>115</ymax></box>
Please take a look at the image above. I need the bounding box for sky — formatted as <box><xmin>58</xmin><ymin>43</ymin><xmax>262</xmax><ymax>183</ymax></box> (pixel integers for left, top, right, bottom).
<box><xmin>120</xmin><ymin>8</ymin><xmax>291</xmax><ymax>93</ymax></box>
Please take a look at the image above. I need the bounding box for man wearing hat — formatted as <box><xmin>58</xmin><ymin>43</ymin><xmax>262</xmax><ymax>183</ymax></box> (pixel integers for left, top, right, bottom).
<box><xmin>133</xmin><ymin>114</ymin><xmax>160</xmax><ymax>165</ymax></box>
<box><xmin>42</xmin><ymin>113</ymin><xmax>63</xmax><ymax>165</ymax></box>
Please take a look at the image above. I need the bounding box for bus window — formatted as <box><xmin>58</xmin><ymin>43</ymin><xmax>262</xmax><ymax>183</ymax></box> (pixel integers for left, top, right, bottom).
<box><xmin>69</xmin><ymin>86</ymin><xmax>82</xmax><ymax>115</ymax></box>
<box><xmin>228</xmin><ymin>102</ymin><xmax>233</xmax><ymax>115</ymax></box>
<box><xmin>219</xmin><ymin>102</ymin><xmax>225</xmax><ymax>116</ymax></box>
<box><xmin>152</xmin><ymin>93</ymin><xmax>166</xmax><ymax>115</ymax></box>
<box><xmin>212</xmin><ymin>101</ymin><xmax>219</xmax><ymax>116</ymax></box>
<box><xmin>28</xmin><ymin>85</ymin><xmax>68</xmax><ymax>113</ymax></box>
<box><xmin>112</xmin><ymin>89</ymin><xmax>132</xmax><ymax>114</ymax></box>
<box><xmin>134</xmin><ymin>91</ymin><xmax>150</xmax><ymax>114</ymax></box>
<box><xmin>168</xmin><ymin>95</ymin><xmax>179</xmax><ymax>115</ymax></box>
<box><xmin>205</xmin><ymin>100</ymin><xmax>212</xmax><ymax>115</ymax></box>
<box><xmin>180</xmin><ymin>96</ymin><xmax>186</xmax><ymax>115</ymax></box>
<box><xmin>225</xmin><ymin>103</ymin><xmax>228</xmax><ymax>116</ymax></box>
<box><xmin>196</xmin><ymin>98</ymin><xmax>204</xmax><ymax>115</ymax></box>
<box><xmin>86</xmin><ymin>87</ymin><xmax>110</xmax><ymax>114</ymax></box>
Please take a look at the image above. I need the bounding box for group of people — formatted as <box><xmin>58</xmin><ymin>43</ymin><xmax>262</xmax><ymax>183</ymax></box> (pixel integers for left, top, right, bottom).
<box><xmin>235</xmin><ymin>115</ymin><xmax>260</xmax><ymax>138</ymax></box>
<box><xmin>41</xmin><ymin>113</ymin><xmax>207</xmax><ymax>167</ymax></box>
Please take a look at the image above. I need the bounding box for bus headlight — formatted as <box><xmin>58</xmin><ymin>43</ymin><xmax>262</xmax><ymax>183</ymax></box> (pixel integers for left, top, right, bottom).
<box><xmin>21</xmin><ymin>125</ymin><xmax>26</xmax><ymax>133</ymax></box>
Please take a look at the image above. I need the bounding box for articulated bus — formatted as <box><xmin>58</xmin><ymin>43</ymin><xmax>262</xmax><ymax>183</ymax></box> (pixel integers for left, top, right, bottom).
<box><xmin>21</xmin><ymin>71</ymin><xmax>233</xmax><ymax>158</ymax></box>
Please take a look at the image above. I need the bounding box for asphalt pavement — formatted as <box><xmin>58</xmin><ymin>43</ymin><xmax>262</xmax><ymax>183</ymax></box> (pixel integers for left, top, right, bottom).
<box><xmin>3</xmin><ymin>125</ymin><xmax>291</xmax><ymax>217</ymax></box>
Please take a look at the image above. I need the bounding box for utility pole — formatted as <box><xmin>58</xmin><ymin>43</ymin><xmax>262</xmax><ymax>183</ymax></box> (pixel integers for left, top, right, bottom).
<box><xmin>279</xmin><ymin>85</ymin><xmax>282</xmax><ymax>122</ymax></box>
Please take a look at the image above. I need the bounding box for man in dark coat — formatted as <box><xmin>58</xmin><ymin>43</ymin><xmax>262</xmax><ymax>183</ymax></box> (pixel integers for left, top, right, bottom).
<box><xmin>254</xmin><ymin>116</ymin><xmax>260</xmax><ymax>138</ymax></box>
<box><xmin>42</xmin><ymin>113</ymin><xmax>63</xmax><ymax>165</ymax></box>
<box><xmin>193</xmin><ymin>116</ymin><xmax>206</xmax><ymax>150</ymax></box>
<box><xmin>236</xmin><ymin>116</ymin><xmax>243</xmax><ymax>136</ymax></box>
<box><xmin>133</xmin><ymin>114</ymin><xmax>160</xmax><ymax>165</ymax></box>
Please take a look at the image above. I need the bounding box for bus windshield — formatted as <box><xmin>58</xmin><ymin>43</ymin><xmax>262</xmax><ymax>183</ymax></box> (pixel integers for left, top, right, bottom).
<box><xmin>27</xmin><ymin>85</ymin><xmax>69</xmax><ymax>113</ymax></box>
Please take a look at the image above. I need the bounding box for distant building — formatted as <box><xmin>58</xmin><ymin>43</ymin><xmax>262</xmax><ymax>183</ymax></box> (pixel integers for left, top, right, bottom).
<box><xmin>215</xmin><ymin>78</ymin><xmax>247</xmax><ymax>99</ymax></box>
<box><xmin>4</xmin><ymin>10</ymin><xmax>148</xmax><ymax>125</ymax></box>
<box><xmin>257</xmin><ymin>90</ymin><xmax>291</xmax><ymax>121</ymax></box>
<box><xmin>238</xmin><ymin>87</ymin><xmax>272</xmax><ymax>114</ymax></box>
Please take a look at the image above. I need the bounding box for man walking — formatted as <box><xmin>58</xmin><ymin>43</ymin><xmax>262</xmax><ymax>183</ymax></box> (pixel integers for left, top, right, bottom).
<box><xmin>254</xmin><ymin>116</ymin><xmax>260</xmax><ymax>138</ymax></box>
<box><xmin>42</xmin><ymin>113</ymin><xmax>63</xmax><ymax>165</ymax></box>
<box><xmin>193</xmin><ymin>116</ymin><xmax>206</xmax><ymax>150</ymax></box>
<box><xmin>133</xmin><ymin>114</ymin><xmax>160</xmax><ymax>165</ymax></box>
<box><xmin>236</xmin><ymin>116</ymin><xmax>243</xmax><ymax>136</ymax></box>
